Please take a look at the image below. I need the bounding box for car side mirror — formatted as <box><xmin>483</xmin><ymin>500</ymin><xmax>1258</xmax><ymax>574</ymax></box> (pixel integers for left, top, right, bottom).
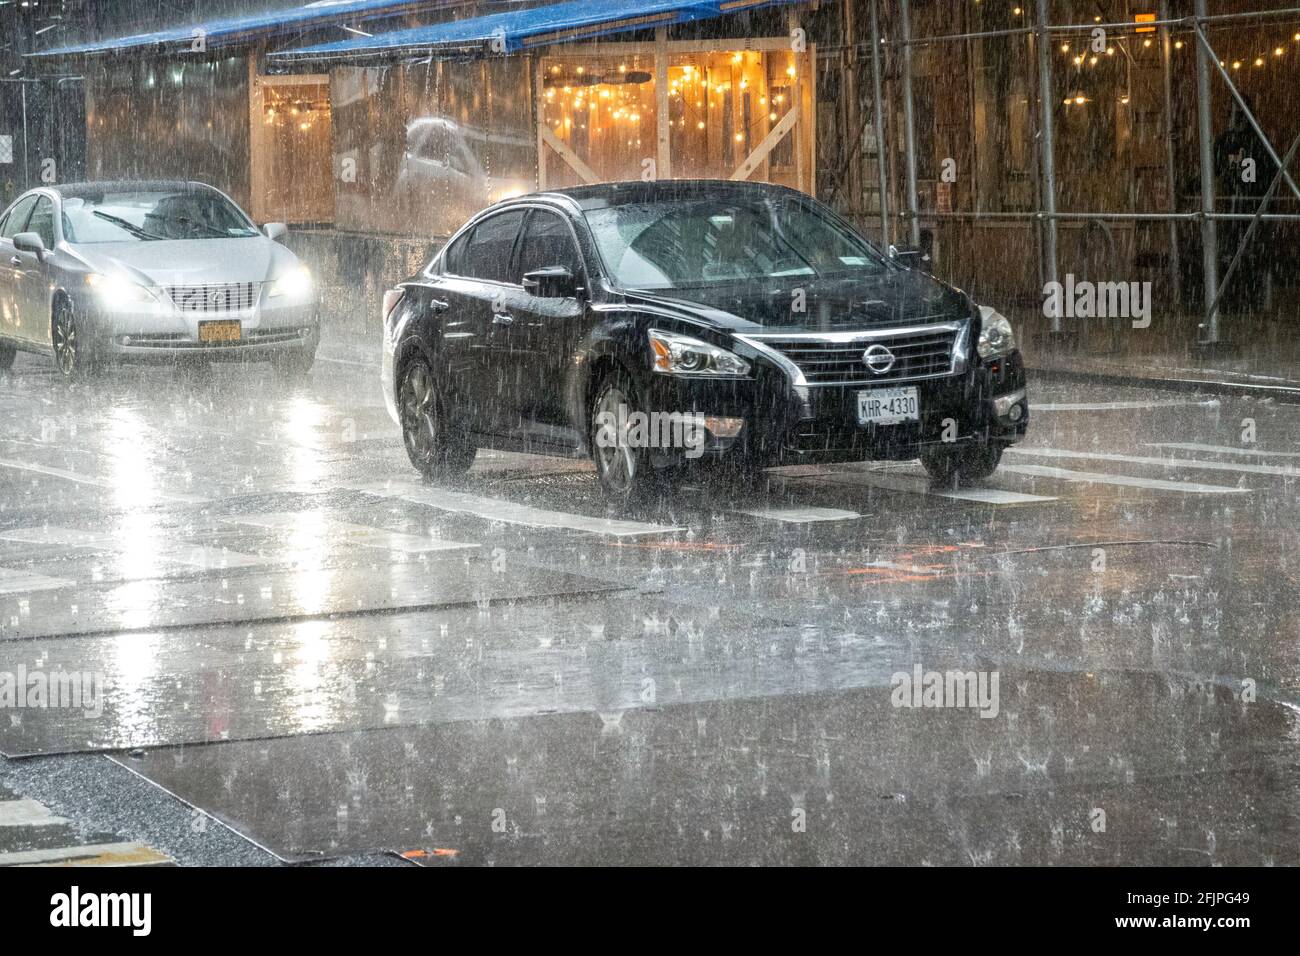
<box><xmin>12</xmin><ymin>232</ymin><xmax>45</xmax><ymax>259</ymax></box>
<box><xmin>264</xmin><ymin>222</ymin><xmax>288</xmax><ymax>242</ymax></box>
<box><xmin>889</xmin><ymin>244</ymin><xmax>930</xmax><ymax>271</ymax></box>
<box><xmin>523</xmin><ymin>266</ymin><xmax>578</xmax><ymax>299</ymax></box>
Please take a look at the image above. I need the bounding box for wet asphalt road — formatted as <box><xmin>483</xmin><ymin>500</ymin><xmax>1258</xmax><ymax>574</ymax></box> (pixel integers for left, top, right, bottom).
<box><xmin>1</xmin><ymin>330</ymin><xmax>1298</xmax><ymax>865</ymax></box>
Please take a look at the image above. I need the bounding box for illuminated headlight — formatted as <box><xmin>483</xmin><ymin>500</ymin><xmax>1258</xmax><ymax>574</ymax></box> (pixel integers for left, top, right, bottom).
<box><xmin>649</xmin><ymin>329</ymin><xmax>750</xmax><ymax>377</ymax></box>
<box><xmin>977</xmin><ymin>305</ymin><xmax>1016</xmax><ymax>360</ymax></box>
<box><xmin>268</xmin><ymin>265</ymin><xmax>313</xmax><ymax>300</ymax></box>
<box><xmin>85</xmin><ymin>273</ymin><xmax>159</xmax><ymax>308</ymax></box>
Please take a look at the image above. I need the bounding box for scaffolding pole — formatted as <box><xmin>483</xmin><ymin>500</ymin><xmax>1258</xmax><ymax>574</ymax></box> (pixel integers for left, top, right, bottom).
<box><xmin>1193</xmin><ymin>0</ymin><xmax>1220</xmax><ymax>345</ymax></box>
<box><xmin>869</xmin><ymin>0</ymin><xmax>890</xmax><ymax>248</ymax></box>
<box><xmin>898</xmin><ymin>0</ymin><xmax>920</xmax><ymax>248</ymax></box>
<box><xmin>1159</xmin><ymin>0</ymin><xmax>1181</xmax><ymax>308</ymax></box>
<box><xmin>1035</xmin><ymin>0</ymin><xmax>1060</xmax><ymax>333</ymax></box>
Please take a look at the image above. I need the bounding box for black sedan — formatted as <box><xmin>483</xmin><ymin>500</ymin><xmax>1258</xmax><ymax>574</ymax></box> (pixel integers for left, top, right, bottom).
<box><xmin>380</xmin><ymin>180</ymin><xmax>1027</xmax><ymax>506</ymax></box>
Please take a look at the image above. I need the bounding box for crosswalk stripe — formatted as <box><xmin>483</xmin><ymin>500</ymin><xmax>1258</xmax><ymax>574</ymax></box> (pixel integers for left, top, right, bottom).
<box><xmin>223</xmin><ymin>514</ymin><xmax>479</xmax><ymax>553</ymax></box>
<box><xmin>349</xmin><ymin>480</ymin><xmax>685</xmax><ymax>537</ymax></box>
<box><xmin>0</xmin><ymin>841</ymin><xmax>171</xmax><ymax>867</ymax></box>
<box><xmin>1033</xmin><ymin>400</ymin><xmax>1220</xmax><ymax>411</ymax></box>
<box><xmin>1148</xmin><ymin>442</ymin><xmax>1300</xmax><ymax>459</ymax></box>
<box><xmin>732</xmin><ymin>506</ymin><xmax>862</xmax><ymax>523</ymax></box>
<box><xmin>0</xmin><ymin>527</ymin><xmax>263</xmax><ymax>571</ymax></box>
<box><xmin>808</xmin><ymin>470</ymin><xmax>1057</xmax><ymax>504</ymax></box>
<box><xmin>0</xmin><ymin>800</ymin><xmax>68</xmax><ymax>827</ymax></box>
<box><xmin>0</xmin><ymin>568</ymin><xmax>75</xmax><ymax>594</ymax></box>
<box><xmin>1000</xmin><ymin>463</ymin><xmax>1251</xmax><ymax>494</ymax></box>
<box><xmin>0</xmin><ymin>458</ymin><xmax>205</xmax><ymax>503</ymax></box>
<box><xmin>1007</xmin><ymin>446</ymin><xmax>1299</xmax><ymax>479</ymax></box>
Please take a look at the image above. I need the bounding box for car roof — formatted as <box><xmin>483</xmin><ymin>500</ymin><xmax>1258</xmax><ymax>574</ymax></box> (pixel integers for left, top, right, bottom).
<box><xmin>531</xmin><ymin>179</ymin><xmax>806</xmax><ymax>212</ymax></box>
<box><xmin>50</xmin><ymin>180</ymin><xmax>221</xmax><ymax>199</ymax></box>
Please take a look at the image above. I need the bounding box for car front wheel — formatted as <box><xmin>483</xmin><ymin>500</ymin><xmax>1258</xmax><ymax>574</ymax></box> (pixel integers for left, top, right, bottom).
<box><xmin>51</xmin><ymin>298</ymin><xmax>99</xmax><ymax>381</ymax></box>
<box><xmin>920</xmin><ymin>443</ymin><xmax>1003</xmax><ymax>484</ymax></box>
<box><xmin>590</xmin><ymin>369</ymin><xmax>667</xmax><ymax>508</ymax></box>
<box><xmin>398</xmin><ymin>353</ymin><xmax>475</xmax><ymax>480</ymax></box>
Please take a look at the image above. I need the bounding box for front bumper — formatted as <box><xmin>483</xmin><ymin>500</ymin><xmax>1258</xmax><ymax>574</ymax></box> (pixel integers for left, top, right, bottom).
<box><xmin>77</xmin><ymin>291</ymin><xmax>319</xmax><ymax>363</ymax></box>
<box><xmin>640</xmin><ymin>349</ymin><xmax>1029</xmax><ymax>468</ymax></box>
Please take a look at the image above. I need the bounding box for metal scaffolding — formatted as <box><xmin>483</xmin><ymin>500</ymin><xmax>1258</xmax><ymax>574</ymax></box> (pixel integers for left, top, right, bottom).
<box><xmin>876</xmin><ymin>2</ymin><xmax>1300</xmax><ymax>346</ymax></box>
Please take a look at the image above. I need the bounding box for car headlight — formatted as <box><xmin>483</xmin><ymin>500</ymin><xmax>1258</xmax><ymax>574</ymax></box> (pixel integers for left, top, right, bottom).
<box><xmin>268</xmin><ymin>265</ymin><xmax>313</xmax><ymax>300</ymax></box>
<box><xmin>649</xmin><ymin>329</ymin><xmax>751</xmax><ymax>377</ymax></box>
<box><xmin>85</xmin><ymin>273</ymin><xmax>159</xmax><ymax>308</ymax></box>
<box><xmin>977</xmin><ymin>305</ymin><xmax>1016</xmax><ymax>360</ymax></box>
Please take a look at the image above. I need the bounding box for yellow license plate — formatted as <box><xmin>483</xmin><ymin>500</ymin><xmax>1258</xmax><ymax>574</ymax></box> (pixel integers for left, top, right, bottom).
<box><xmin>199</xmin><ymin>320</ymin><xmax>241</xmax><ymax>343</ymax></box>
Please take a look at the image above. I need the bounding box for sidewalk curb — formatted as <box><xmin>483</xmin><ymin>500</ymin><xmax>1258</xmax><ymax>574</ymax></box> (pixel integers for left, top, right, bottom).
<box><xmin>1027</xmin><ymin>365</ymin><xmax>1300</xmax><ymax>404</ymax></box>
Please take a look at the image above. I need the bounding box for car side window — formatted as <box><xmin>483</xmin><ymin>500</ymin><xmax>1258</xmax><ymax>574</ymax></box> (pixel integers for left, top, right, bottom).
<box><xmin>25</xmin><ymin>196</ymin><xmax>56</xmax><ymax>248</ymax></box>
<box><xmin>514</xmin><ymin>210</ymin><xmax>583</xmax><ymax>285</ymax></box>
<box><xmin>460</xmin><ymin>210</ymin><xmax>525</xmax><ymax>284</ymax></box>
<box><xmin>442</xmin><ymin>229</ymin><xmax>472</xmax><ymax>275</ymax></box>
<box><xmin>0</xmin><ymin>195</ymin><xmax>37</xmax><ymax>241</ymax></box>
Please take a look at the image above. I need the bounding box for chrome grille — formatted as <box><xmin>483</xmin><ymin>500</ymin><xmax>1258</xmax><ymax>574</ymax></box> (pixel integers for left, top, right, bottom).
<box><xmin>165</xmin><ymin>282</ymin><xmax>260</xmax><ymax>313</ymax></box>
<box><xmin>745</xmin><ymin>321</ymin><xmax>966</xmax><ymax>385</ymax></box>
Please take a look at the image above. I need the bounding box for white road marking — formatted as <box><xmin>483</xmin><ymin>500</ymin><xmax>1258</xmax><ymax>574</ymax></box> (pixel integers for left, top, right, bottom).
<box><xmin>223</xmin><ymin>514</ymin><xmax>479</xmax><ymax>553</ymax></box>
<box><xmin>733</xmin><ymin>506</ymin><xmax>862</xmax><ymax>523</ymax></box>
<box><xmin>0</xmin><ymin>568</ymin><xmax>74</xmax><ymax>594</ymax></box>
<box><xmin>351</xmin><ymin>479</ymin><xmax>684</xmax><ymax>537</ymax></box>
<box><xmin>0</xmin><ymin>527</ymin><xmax>264</xmax><ymax>571</ymax></box>
<box><xmin>1033</xmin><ymin>399</ymin><xmax>1221</xmax><ymax>411</ymax></box>
<box><xmin>809</xmin><ymin>470</ymin><xmax>1057</xmax><ymax>504</ymax></box>
<box><xmin>1148</xmin><ymin>442</ymin><xmax>1300</xmax><ymax>459</ymax></box>
<box><xmin>0</xmin><ymin>459</ymin><xmax>205</xmax><ymax>504</ymax></box>
<box><xmin>1000</xmin><ymin>463</ymin><xmax>1251</xmax><ymax>495</ymax></box>
<box><xmin>0</xmin><ymin>841</ymin><xmax>170</xmax><ymax>867</ymax></box>
<box><xmin>1007</xmin><ymin>446</ymin><xmax>1300</xmax><ymax>479</ymax></box>
<box><xmin>0</xmin><ymin>800</ymin><xmax>68</xmax><ymax>828</ymax></box>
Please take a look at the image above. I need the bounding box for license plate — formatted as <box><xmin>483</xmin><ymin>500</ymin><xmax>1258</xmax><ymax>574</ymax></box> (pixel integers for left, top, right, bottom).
<box><xmin>857</xmin><ymin>386</ymin><xmax>920</xmax><ymax>425</ymax></box>
<box><xmin>199</xmin><ymin>320</ymin><xmax>241</xmax><ymax>343</ymax></box>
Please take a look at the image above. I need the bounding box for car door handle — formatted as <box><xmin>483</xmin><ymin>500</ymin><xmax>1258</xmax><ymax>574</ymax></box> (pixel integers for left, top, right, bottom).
<box><xmin>8</xmin><ymin>256</ymin><xmax>19</xmax><ymax>266</ymax></box>
<box><xmin>492</xmin><ymin>313</ymin><xmax>514</xmax><ymax>326</ymax></box>
<box><xmin>430</xmin><ymin>298</ymin><xmax>449</xmax><ymax>313</ymax></box>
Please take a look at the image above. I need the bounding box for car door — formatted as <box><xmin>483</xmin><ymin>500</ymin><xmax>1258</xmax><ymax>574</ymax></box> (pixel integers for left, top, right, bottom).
<box><xmin>505</xmin><ymin>208</ymin><xmax>591</xmax><ymax>447</ymax></box>
<box><xmin>14</xmin><ymin>194</ymin><xmax>57</xmax><ymax>346</ymax></box>
<box><xmin>0</xmin><ymin>194</ymin><xmax>38</xmax><ymax>345</ymax></box>
<box><xmin>438</xmin><ymin>208</ymin><xmax>527</xmax><ymax>437</ymax></box>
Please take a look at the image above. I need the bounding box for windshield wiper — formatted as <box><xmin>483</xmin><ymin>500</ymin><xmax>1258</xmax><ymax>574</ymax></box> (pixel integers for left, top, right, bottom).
<box><xmin>91</xmin><ymin>210</ymin><xmax>167</xmax><ymax>241</ymax></box>
<box><xmin>158</xmin><ymin>216</ymin><xmax>229</xmax><ymax>238</ymax></box>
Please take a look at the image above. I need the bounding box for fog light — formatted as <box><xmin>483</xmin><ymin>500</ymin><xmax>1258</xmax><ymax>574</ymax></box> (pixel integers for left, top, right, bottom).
<box><xmin>992</xmin><ymin>388</ymin><xmax>1027</xmax><ymax>419</ymax></box>
<box><xmin>703</xmin><ymin>416</ymin><xmax>744</xmax><ymax>438</ymax></box>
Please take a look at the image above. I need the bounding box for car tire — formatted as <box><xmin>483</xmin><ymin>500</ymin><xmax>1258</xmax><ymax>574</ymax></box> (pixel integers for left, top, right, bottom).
<box><xmin>590</xmin><ymin>368</ymin><xmax>667</xmax><ymax>508</ymax></box>
<box><xmin>920</xmin><ymin>443</ymin><xmax>1003</xmax><ymax>484</ymax></box>
<box><xmin>0</xmin><ymin>341</ymin><xmax>15</xmax><ymax>372</ymax></box>
<box><xmin>51</xmin><ymin>297</ymin><xmax>100</xmax><ymax>381</ymax></box>
<box><xmin>398</xmin><ymin>352</ymin><xmax>476</xmax><ymax>480</ymax></box>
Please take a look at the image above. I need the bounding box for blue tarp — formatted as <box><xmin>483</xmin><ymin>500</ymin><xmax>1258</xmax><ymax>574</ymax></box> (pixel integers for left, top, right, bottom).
<box><xmin>27</xmin><ymin>0</ymin><xmax>449</xmax><ymax>58</ymax></box>
<box><xmin>270</xmin><ymin>0</ymin><xmax>800</xmax><ymax>60</ymax></box>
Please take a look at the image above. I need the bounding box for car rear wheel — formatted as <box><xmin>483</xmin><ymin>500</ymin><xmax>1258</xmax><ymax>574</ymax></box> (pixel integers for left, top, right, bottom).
<box><xmin>51</xmin><ymin>298</ymin><xmax>99</xmax><ymax>381</ymax></box>
<box><xmin>920</xmin><ymin>443</ymin><xmax>1003</xmax><ymax>484</ymax></box>
<box><xmin>590</xmin><ymin>369</ymin><xmax>666</xmax><ymax>508</ymax></box>
<box><xmin>398</xmin><ymin>353</ymin><xmax>475</xmax><ymax>480</ymax></box>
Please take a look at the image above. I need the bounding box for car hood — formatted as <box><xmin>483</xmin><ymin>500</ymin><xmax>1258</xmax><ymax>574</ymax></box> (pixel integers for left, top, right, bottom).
<box><xmin>620</xmin><ymin>269</ymin><xmax>970</xmax><ymax>334</ymax></box>
<box><xmin>69</xmin><ymin>237</ymin><xmax>301</xmax><ymax>288</ymax></box>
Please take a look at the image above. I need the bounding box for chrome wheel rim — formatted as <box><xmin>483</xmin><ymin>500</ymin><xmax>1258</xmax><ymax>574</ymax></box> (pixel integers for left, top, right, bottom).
<box><xmin>594</xmin><ymin>385</ymin><xmax>637</xmax><ymax>495</ymax></box>
<box><xmin>53</xmin><ymin>306</ymin><xmax>76</xmax><ymax>375</ymax></box>
<box><xmin>399</xmin><ymin>361</ymin><xmax>438</xmax><ymax>464</ymax></box>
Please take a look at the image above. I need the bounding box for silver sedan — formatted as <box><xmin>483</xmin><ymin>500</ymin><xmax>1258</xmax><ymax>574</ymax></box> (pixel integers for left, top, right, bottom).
<box><xmin>0</xmin><ymin>180</ymin><xmax>319</xmax><ymax>379</ymax></box>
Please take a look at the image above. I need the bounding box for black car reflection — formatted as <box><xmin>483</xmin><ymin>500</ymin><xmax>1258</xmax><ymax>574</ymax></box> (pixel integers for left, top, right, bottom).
<box><xmin>381</xmin><ymin>180</ymin><xmax>1028</xmax><ymax>507</ymax></box>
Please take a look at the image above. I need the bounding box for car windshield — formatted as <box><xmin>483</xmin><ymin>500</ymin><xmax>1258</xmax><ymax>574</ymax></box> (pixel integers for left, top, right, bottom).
<box><xmin>583</xmin><ymin>194</ymin><xmax>887</xmax><ymax>290</ymax></box>
<box><xmin>61</xmin><ymin>189</ymin><xmax>261</xmax><ymax>243</ymax></box>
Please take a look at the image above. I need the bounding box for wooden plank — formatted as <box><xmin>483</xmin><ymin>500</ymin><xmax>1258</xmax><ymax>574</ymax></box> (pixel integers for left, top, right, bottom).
<box><xmin>730</xmin><ymin>107</ymin><xmax>799</xmax><ymax>181</ymax></box>
<box><xmin>655</xmin><ymin>27</ymin><xmax>671</xmax><ymax>179</ymax></box>
<box><xmin>540</xmin><ymin>125</ymin><xmax>600</xmax><ymax>184</ymax></box>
